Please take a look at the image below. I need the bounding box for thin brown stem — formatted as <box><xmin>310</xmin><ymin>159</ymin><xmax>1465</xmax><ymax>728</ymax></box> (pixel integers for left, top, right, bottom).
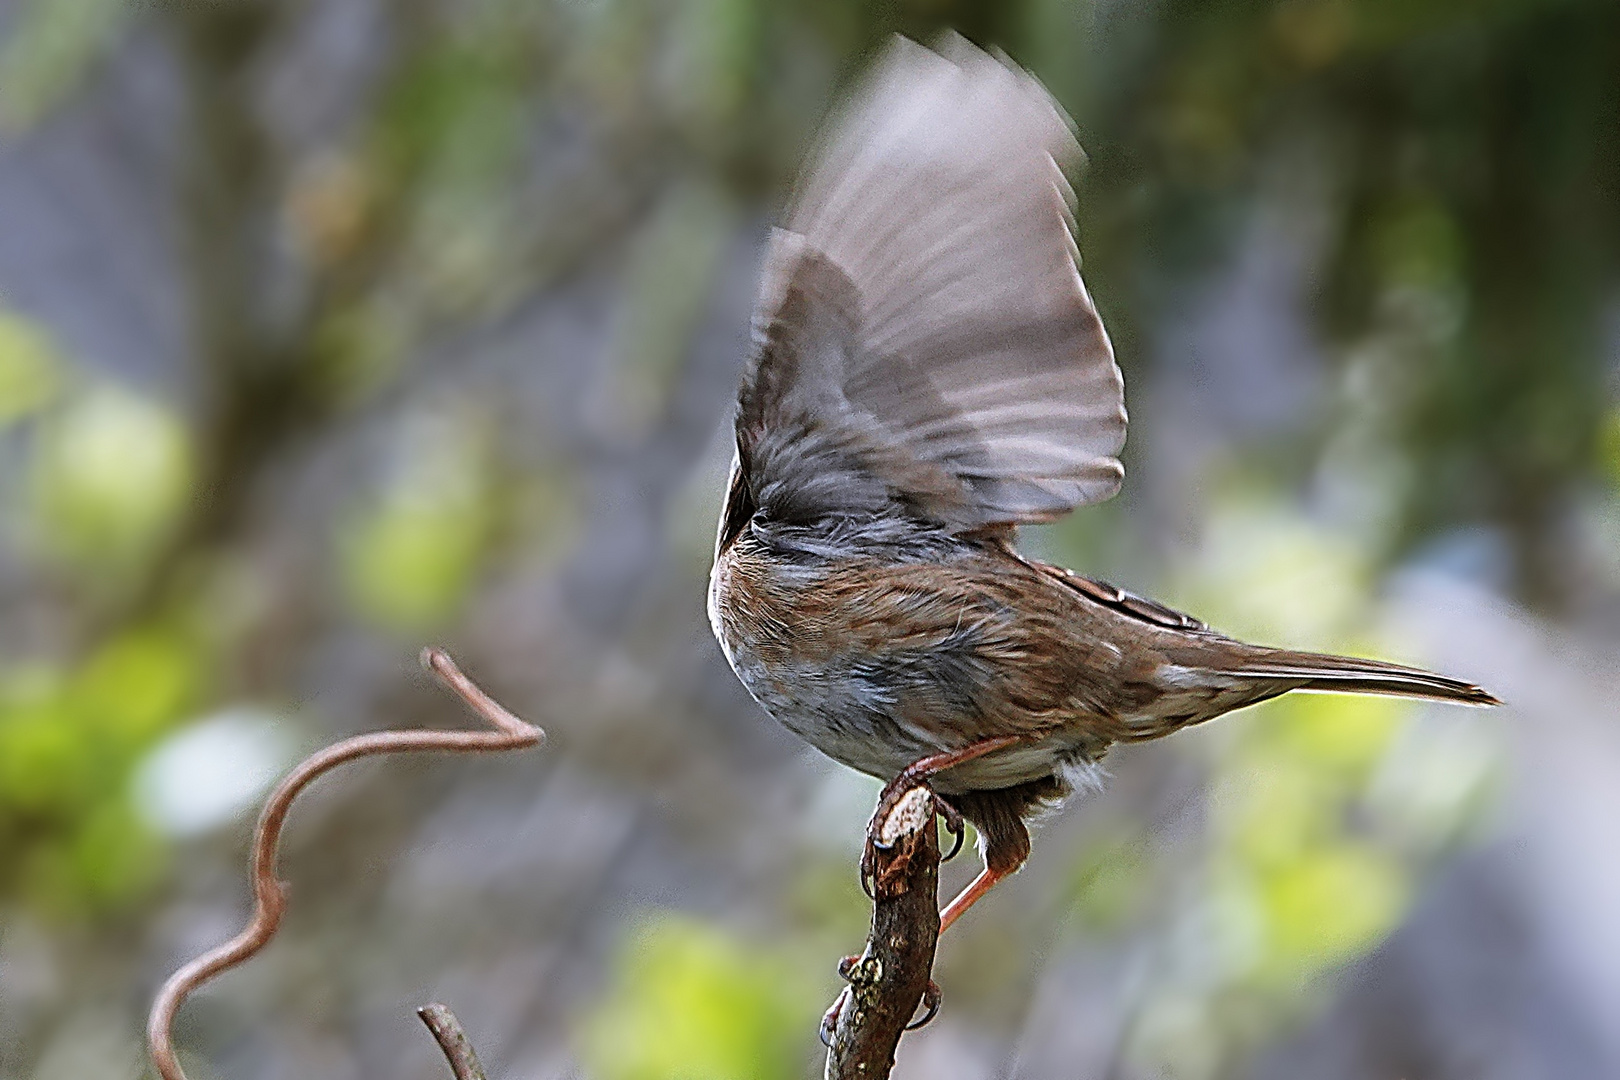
<box><xmin>146</xmin><ymin>648</ymin><xmax>543</xmax><ymax>1080</ymax></box>
<box><xmin>417</xmin><ymin>1003</ymin><xmax>491</xmax><ymax>1080</ymax></box>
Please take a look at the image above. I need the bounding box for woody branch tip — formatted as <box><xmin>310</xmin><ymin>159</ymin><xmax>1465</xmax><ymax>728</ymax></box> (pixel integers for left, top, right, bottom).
<box><xmin>823</xmin><ymin>783</ymin><xmax>944</xmax><ymax>1080</ymax></box>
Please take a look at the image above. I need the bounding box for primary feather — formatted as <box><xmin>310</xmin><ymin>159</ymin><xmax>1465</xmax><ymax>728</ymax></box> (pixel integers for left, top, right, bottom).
<box><xmin>736</xmin><ymin>34</ymin><xmax>1125</xmax><ymax>532</ymax></box>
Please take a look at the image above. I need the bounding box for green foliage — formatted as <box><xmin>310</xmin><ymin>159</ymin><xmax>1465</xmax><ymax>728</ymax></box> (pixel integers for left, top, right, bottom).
<box><xmin>580</xmin><ymin>915</ymin><xmax>818</xmax><ymax>1080</ymax></box>
<box><xmin>1080</xmin><ymin>0</ymin><xmax>1620</xmax><ymax>606</ymax></box>
<box><xmin>1598</xmin><ymin>406</ymin><xmax>1620</xmax><ymax>492</ymax></box>
<box><xmin>78</xmin><ymin>629</ymin><xmax>201</xmax><ymax>750</ymax></box>
<box><xmin>373</xmin><ymin>14</ymin><xmax>538</xmax><ymax>315</ymax></box>
<box><xmin>1174</xmin><ymin>497</ymin><xmax>1372</xmax><ymax>649</ymax></box>
<box><xmin>0</xmin><ymin>628</ymin><xmax>202</xmax><ymax>913</ymax></box>
<box><xmin>1214</xmin><ymin>694</ymin><xmax>1415</xmax><ymax>984</ymax></box>
<box><xmin>0</xmin><ymin>0</ymin><xmax>125</xmax><ymax>130</ymax></box>
<box><xmin>0</xmin><ymin>328</ymin><xmax>209</xmax><ymax>914</ymax></box>
<box><xmin>340</xmin><ymin>407</ymin><xmax>497</xmax><ymax>631</ymax></box>
<box><xmin>1256</xmin><ymin>837</ymin><xmax>1407</xmax><ymax>976</ymax></box>
<box><xmin>0</xmin><ymin>309</ymin><xmax>62</xmax><ymax>425</ymax></box>
<box><xmin>1068</xmin><ymin>833</ymin><xmax>1153</xmax><ymax>932</ymax></box>
<box><xmin>29</xmin><ymin>385</ymin><xmax>194</xmax><ymax>574</ymax></box>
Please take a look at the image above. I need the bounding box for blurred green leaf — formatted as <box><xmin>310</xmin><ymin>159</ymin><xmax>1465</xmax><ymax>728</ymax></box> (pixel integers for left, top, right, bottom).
<box><xmin>0</xmin><ymin>678</ymin><xmax>86</xmax><ymax>817</ymax></box>
<box><xmin>0</xmin><ymin>309</ymin><xmax>62</xmax><ymax>425</ymax></box>
<box><xmin>581</xmin><ymin>915</ymin><xmax>817</xmax><ymax>1080</ymax></box>
<box><xmin>17</xmin><ymin>798</ymin><xmax>163</xmax><ymax>918</ymax></box>
<box><xmin>0</xmin><ymin>0</ymin><xmax>125</xmax><ymax>130</ymax></box>
<box><xmin>378</xmin><ymin>33</ymin><xmax>527</xmax><ymax>184</ymax></box>
<box><xmin>29</xmin><ymin>385</ymin><xmax>194</xmax><ymax>571</ymax></box>
<box><xmin>1372</xmin><ymin>195</ymin><xmax>1465</xmax><ymax>292</ymax></box>
<box><xmin>312</xmin><ymin>299</ymin><xmax>409</xmax><ymax>406</ymax></box>
<box><xmin>345</xmin><ymin>500</ymin><xmax>487</xmax><ymax>628</ymax></box>
<box><xmin>785</xmin><ymin>856</ymin><xmax>869</xmax><ymax>940</ymax></box>
<box><xmin>341</xmin><ymin>407</ymin><xmax>494</xmax><ymax>630</ymax></box>
<box><xmin>1218</xmin><ymin>747</ymin><xmax>1339</xmax><ymax>870</ymax></box>
<box><xmin>1366</xmin><ymin>713</ymin><xmax>1503</xmax><ymax>850</ymax></box>
<box><xmin>1597</xmin><ymin>406</ymin><xmax>1620</xmax><ymax>490</ymax></box>
<box><xmin>78</xmin><ymin>629</ymin><xmax>200</xmax><ymax>748</ymax></box>
<box><xmin>1180</xmin><ymin>500</ymin><xmax>1369</xmax><ymax>648</ymax></box>
<box><xmin>378</xmin><ymin>21</ymin><xmax>535</xmax><ymax>312</ymax></box>
<box><xmin>669</xmin><ymin>0</ymin><xmax>761</xmax><ymax>139</ymax></box>
<box><xmin>69</xmin><ymin>799</ymin><xmax>163</xmax><ymax>908</ymax></box>
<box><xmin>1265</xmin><ymin>691</ymin><xmax>1407</xmax><ymax>779</ymax></box>
<box><xmin>1069</xmin><ymin>833</ymin><xmax>1153</xmax><ymax>932</ymax></box>
<box><xmin>0</xmin><ymin>626</ymin><xmax>201</xmax><ymax>912</ymax></box>
<box><xmin>1258</xmin><ymin>841</ymin><xmax>1407</xmax><ymax>977</ymax></box>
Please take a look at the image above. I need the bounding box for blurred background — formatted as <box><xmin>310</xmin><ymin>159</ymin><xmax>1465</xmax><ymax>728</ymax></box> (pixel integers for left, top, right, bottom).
<box><xmin>0</xmin><ymin>0</ymin><xmax>1616</xmax><ymax>1077</ymax></box>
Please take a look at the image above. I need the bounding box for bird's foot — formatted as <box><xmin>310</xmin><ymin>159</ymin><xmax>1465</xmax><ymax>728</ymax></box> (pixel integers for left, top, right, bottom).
<box><xmin>819</xmin><ymin>954</ymin><xmax>865</xmax><ymax>1046</ymax></box>
<box><xmin>860</xmin><ymin>779</ymin><xmax>942</xmax><ymax>899</ymax></box>
<box><xmin>907</xmin><ymin>979</ymin><xmax>943</xmax><ymax>1030</ymax></box>
<box><xmin>935</xmin><ymin>795</ymin><xmax>965</xmax><ymax>861</ymax></box>
<box><xmin>820</xmin><ymin>957</ymin><xmax>940</xmax><ymax>1044</ymax></box>
<box><xmin>820</xmin><ymin>985</ymin><xmax>851</xmax><ymax>1047</ymax></box>
<box><xmin>861</xmin><ymin>743</ymin><xmax>1010</xmax><ymax>897</ymax></box>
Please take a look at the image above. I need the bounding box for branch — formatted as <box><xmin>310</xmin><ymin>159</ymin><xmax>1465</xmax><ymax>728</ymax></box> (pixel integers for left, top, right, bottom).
<box><xmin>417</xmin><ymin>1003</ymin><xmax>490</xmax><ymax>1080</ymax></box>
<box><xmin>823</xmin><ymin>785</ymin><xmax>943</xmax><ymax>1080</ymax></box>
<box><xmin>146</xmin><ymin>647</ymin><xmax>541</xmax><ymax>1080</ymax></box>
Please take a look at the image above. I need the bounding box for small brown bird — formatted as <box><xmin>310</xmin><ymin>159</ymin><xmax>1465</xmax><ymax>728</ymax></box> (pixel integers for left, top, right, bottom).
<box><xmin>707</xmin><ymin>34</ymin><xmax>1497</xmax><ymax>933</ymax></box>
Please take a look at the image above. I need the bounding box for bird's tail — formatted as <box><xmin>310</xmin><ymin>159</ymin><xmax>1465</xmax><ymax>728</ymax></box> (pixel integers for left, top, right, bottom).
<box><xmin>1226</xmin><ymin>649</ymin><xmax>1500</xmax><ymax>707</ymax></box>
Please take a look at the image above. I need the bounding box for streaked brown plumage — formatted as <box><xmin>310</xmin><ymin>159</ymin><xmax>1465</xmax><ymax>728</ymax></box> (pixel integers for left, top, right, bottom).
<box><xmin>707</xmin><ymin>34</ymin><xmax>1497</xmax><ymax>931</ymax></box>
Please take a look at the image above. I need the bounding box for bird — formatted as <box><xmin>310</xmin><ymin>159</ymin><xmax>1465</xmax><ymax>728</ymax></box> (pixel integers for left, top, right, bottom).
<box><xmin>706</xmin><ymin>33</ymin><xmax>1498</xmax><ymax>937</ymax></box>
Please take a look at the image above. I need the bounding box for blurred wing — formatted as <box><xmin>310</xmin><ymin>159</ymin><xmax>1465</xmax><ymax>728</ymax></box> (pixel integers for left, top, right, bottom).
<box><xmin>736</xmin><ymin>34</ymin><xmax>1125</xmax><ymax>531</ymax></box>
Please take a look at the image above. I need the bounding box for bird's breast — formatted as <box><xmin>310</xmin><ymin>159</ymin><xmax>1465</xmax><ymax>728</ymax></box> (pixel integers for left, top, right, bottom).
<box><xmin>706</xmin><ymin>536</ymin><xmax>1109</xmax><ymax>786</ymax></box>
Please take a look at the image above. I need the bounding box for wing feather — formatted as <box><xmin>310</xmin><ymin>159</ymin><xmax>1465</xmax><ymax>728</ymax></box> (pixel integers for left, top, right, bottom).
<box><xmin>735</xmin><ymin>34</ymin><xmax>1126</xmax><ymax>531</ymax></box>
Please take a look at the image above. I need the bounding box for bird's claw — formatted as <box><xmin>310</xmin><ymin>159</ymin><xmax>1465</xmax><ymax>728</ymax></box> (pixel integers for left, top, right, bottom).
<box><xmin>859</xmin><ymin>838</ymin><xmax>878</xmax><ymax>900</ymax></box>
<box><xmin>824</xmin><ymin>957</ymin><xmax>939</xmax><ymax>1039</ymax></box>
<box><xmin>820</xmin><ymin>985</ymin><xmax>851</xmax><ymax>1047</ymax></box>
<box><xmin>906</xmin><ymin>979</ymin><xmax>943</xmax><ymax>1030</ymax></box>
<box><xmin>935</xmin><ymin>797</ymin><xmax>965</xmax><ymax>861</ymax></box>
<box><xmin>820</xmin><ymin>956</ymin><xmax>861</xmax><ymax>1045</ymax></box>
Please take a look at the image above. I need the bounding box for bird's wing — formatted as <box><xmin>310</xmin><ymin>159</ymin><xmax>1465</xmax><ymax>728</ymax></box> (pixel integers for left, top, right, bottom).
<box><xmin>734</xmin><ymin>34</ymin><xmax>1125</xmax><ymax>532</ymax></box>
<box><xmin>1032</xmin><ymin>561</ymin><xmax>1211</xmax><ymax>633</ymax></box>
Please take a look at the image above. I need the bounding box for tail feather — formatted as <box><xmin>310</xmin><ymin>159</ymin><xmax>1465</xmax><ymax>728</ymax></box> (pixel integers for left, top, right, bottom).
<box><xmin>1228</xmin><ymin>650</ymin><xmax>1501</xmax><ymax>707</ymax></box>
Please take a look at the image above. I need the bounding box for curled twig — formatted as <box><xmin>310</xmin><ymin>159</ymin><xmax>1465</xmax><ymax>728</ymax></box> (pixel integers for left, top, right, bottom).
<box><xmin>146</xmin><ymin>647</ymin><xmax>542</xmax><ymax>1080</ymax></box>
<box><xmin>823</xmin><ymin>784</ymin><xmax>943</xmax><ymax>1080</ymax></box>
